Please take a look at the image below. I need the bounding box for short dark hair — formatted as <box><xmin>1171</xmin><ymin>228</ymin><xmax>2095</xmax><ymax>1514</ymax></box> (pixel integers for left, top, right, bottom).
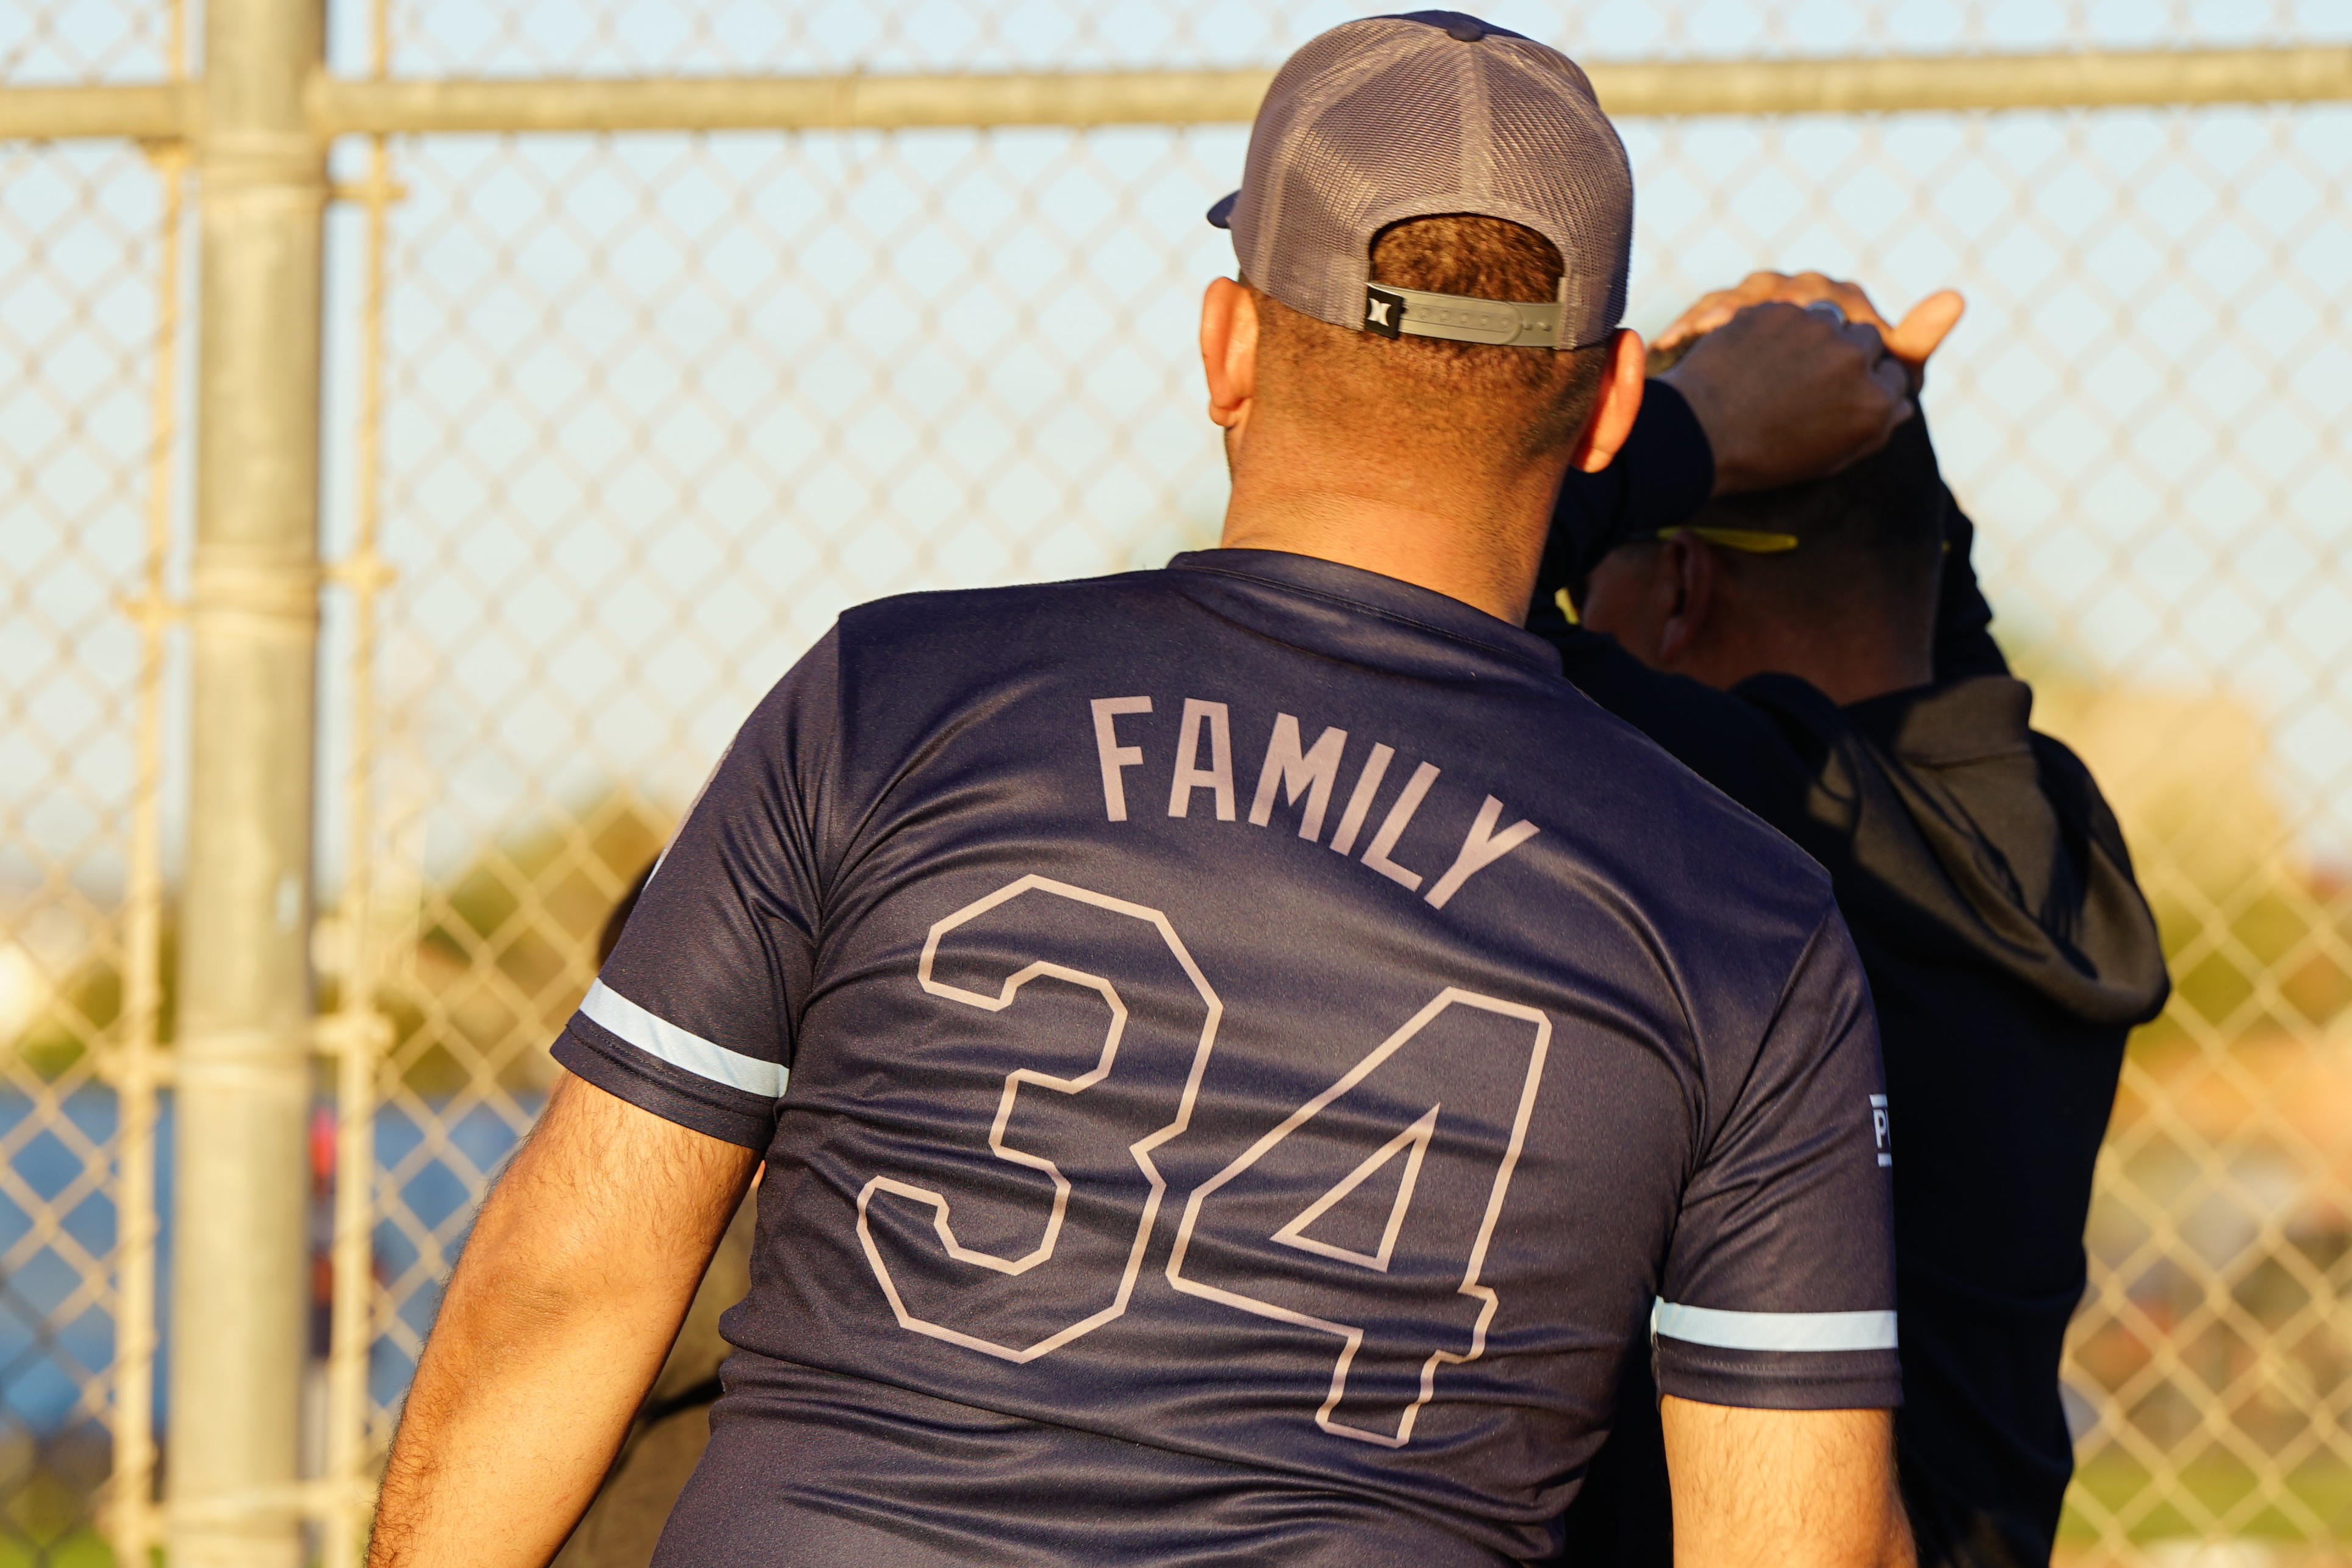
<box><xmin>1637</xmin><ymin>323</ymin><xmax>1944</xmax><ymax>626</ymax></box>
<box><xmin>1686</xmin><ymin>413</ymin><xmax>1946</xmax><ymax>632</ymax></box>
<box><xmin>1252</xmin><ymin>213</ymin><xmax>1612</xmax><ymax>464</ymax></box>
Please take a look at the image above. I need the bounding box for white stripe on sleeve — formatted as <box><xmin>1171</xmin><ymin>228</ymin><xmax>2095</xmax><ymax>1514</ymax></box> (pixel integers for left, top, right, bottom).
<box><xmin>1651</xmin><ymin>1299</ymin><xmax>1897</xmax><ymax>1352</ymax></box>
<box><xmin>579</xmin><ymin>979</ymin><xmax>786</xmax><ymax>1098</ymax></box>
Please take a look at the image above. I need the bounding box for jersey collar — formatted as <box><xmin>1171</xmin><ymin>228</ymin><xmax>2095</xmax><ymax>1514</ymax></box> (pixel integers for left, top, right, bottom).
<box><xmin>1166</xmin><ymin>549</ymin><xmax>1562</xmax><ymax>678</ymax></box>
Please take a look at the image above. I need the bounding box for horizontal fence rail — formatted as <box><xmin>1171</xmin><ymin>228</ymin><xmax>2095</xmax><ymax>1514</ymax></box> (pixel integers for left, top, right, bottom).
<box><xmin>5</xmin><ymin>46</ymin><xmax>2352</xmax><ymax>142</ymax></box>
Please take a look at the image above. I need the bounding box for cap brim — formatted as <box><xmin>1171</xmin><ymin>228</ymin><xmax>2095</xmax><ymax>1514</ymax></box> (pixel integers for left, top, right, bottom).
<box><xmin>1206</xmin><ymin>191</ymin><xmax>1238</xmax><ymax>229</ymax></box>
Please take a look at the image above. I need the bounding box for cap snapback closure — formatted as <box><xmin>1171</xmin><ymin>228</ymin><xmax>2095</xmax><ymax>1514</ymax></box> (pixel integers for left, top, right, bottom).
<box><xmin>1364</xmin><ymin>282</ymin><xmax>1565</xmax><ymax>348</ymax></box>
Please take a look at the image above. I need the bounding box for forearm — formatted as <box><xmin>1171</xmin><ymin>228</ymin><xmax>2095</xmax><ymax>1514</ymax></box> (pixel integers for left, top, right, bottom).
<box><xmin>1663</xmin><ymin>1398</ymin><xmax>1915</xmax><ymax>1568</ymax></box>
<box><xmin>370</xmin><ymin>1248</ymin><xmax>682</xmax><ymax>1565</ymax></box>
<box><xmin>369</xmin><ymin>1076</ymin><xmax>758</xmax><ymax>1567</ymax></box>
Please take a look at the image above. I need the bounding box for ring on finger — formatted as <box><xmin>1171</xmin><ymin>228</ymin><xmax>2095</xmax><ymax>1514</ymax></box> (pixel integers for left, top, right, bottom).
<box><xmin>1805</xmin><ymin>300</ymin><xmax>1848</xmax><ymax>328</ymax></box>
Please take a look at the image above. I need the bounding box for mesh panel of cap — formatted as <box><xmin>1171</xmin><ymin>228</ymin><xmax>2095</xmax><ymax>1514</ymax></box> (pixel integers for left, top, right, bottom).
<box><xmin>1226</xmin><ymin>14</ymin><xmax>1632</xmax><ymax>348</ymax></box>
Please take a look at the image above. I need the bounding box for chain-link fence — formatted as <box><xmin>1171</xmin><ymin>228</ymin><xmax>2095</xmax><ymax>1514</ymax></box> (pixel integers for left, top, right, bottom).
<box><xmin>1</xmin><ymin>102</ymin><xmax>178</xmax><ymax>1566</ymax></box>
<box><xmin>6</xmin><ymin>2</ymin><xmax>2352</xmax><ymax>1564</ymax></box>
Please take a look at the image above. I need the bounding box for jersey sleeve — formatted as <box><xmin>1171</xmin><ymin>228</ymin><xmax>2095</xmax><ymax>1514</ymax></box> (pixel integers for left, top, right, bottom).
<box><xmin>551</xmin><ymin>628</ymin><xmax>841</xmax><ymax>1149</ymax></box>
<box><xmin>1654</xmin><ymin>909</ymin><xmax>1902</xmax><ymax>1410</ymax></box>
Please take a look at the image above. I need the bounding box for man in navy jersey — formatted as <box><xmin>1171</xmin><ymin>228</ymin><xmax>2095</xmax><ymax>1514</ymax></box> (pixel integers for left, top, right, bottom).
<box><xmin>371</xmin><ymin>16</ymin><xmax>1924</xmax><ymax>1566</ymax></box>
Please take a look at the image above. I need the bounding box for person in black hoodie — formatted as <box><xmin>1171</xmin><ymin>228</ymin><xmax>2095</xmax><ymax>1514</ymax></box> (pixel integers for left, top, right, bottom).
<box><xmin>1536</xmin><ymin>275</ymin><xmax>2171</xmax><ymax>1568</ymax></box>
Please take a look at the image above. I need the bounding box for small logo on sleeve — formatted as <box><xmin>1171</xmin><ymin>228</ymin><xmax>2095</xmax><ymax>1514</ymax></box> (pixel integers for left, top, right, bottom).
<box><xmin>1870</xmin><ymin>1094</ymin><xmax>1891</xmax><ymax>1167</ymax></box>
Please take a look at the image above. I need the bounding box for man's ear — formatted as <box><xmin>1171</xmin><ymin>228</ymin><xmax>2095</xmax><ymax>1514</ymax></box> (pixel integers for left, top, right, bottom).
<box><xmin>1201</xmin><ymin>277</ymin><xmax>1259</xmax><ymax>437</ymax></box>
<box><xmin>1569</xmin><ymin>327</ymin><xmax>1647</xmax><ymax>474</ymax></box>
<box><xmin>1656</xmin><ymin>534</ymin><xmax>1716</xmax><ymax>667</ymax></box>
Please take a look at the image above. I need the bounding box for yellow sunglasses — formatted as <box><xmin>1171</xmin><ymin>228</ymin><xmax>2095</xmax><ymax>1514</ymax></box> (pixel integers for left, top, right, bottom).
<box><xmin>1651</xmin><ymin>525</ymin><xmax>1800</xmax><ymax>553</ymax></box>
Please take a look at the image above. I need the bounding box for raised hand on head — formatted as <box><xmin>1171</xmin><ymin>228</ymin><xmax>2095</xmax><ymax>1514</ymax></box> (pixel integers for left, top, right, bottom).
<box><xmin>1657</xmin><ymin>270</ymin><xmax>1966</xmax><ymax>390</ymax></box>
<box><xmin>1658</xmin><ymin>299</ymin><xmax>1915</xmax><ymax>495</ymax></box>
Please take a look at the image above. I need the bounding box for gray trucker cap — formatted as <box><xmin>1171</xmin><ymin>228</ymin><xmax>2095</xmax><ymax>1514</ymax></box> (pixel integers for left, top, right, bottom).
<box><xmin>1208</xmin><ymin>11</ymin><xmax>1631</xmax><ymax>351</ymax></box>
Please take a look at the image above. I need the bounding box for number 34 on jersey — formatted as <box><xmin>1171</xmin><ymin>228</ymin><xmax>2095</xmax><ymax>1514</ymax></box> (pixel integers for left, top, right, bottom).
<box><xmin>855</xmin><ymin>873</ymin><xmax>1552</xmax><ymax>1450</ymax></box>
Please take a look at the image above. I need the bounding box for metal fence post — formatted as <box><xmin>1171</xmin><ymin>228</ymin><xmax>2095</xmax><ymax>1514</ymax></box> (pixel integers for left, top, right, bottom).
<box><xmin>168</xmin><ymin>0</ymin><xmax>327</xmax><ymax>1558</ymax></box>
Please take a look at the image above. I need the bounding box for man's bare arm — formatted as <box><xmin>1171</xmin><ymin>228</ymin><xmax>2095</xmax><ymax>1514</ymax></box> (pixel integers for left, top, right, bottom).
<box><xmin>368</xmin><ymin>1073</ymin><xmax>760</xmax><ymax>1568</ymax></box>
<box><xmin>1661</xmin><ymin>1397</ymin><xmax>1915</xmax><ymax>1568</ymax></box>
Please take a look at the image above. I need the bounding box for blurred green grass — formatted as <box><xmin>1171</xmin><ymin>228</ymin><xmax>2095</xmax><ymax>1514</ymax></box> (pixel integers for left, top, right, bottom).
<box><xmin>0</xmin><ymin>1532</ymin><xmax>118</xmax><ymax>1568</ymax></box>
<box><xmin>2063</xmin><ymin>1452</ymin><xmax>2352</xmax><ymax>1544</ymax></box>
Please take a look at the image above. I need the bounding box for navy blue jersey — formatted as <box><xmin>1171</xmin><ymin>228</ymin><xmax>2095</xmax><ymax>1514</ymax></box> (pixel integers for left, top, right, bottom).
<box><xmin>555</xmin><ymin>549</ymin><xmax>1899</xmax><ymax>1566</ymax></box>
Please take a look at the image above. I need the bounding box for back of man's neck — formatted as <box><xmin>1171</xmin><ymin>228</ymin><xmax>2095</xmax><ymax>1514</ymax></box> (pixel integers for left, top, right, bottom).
<box><xmin>1706</xmin><ymin>622</ymin><xmax>1933</xmax><ymax>707</ymax></box>
<box><xmin>1217</xmin><ymin>438</ymin><xmax>1565</xmax><ymax>625</ymax></box>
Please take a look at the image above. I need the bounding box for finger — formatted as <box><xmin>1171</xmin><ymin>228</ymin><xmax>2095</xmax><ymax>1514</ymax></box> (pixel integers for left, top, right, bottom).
<box><xmin>1887</xmin><ymin>289</ymin><xmax>1966</xmax><ymax>366</ymax></box>
<box><xmin>1866</xmin><ymin>353</ymin><xmax>1913</xmax><ymax>435</ymax></box>
<box><xmin>1663</xmin><ymin>272</ymin><xmax>1802</xmax><ymax>344</ymax></box>
<box><xmin>1654</xmin><ymin>301</ymin><xmax>1709</xmax><ymax>347</ymax></box>
<box><xmin>1824</xmin><ymin>280</ymin><xmax>1893</xmax><ymax>334</ymax></box>
<box><xmin>1848</xmin><ymin>319</ymin><xmax>1910</xmax><ymax>429</ymax></box>
<box><xmin>1713</xmin><ymin>271</ymin><xmax>1794</xmax><ymax>316</ymax></box>
<box><xmin>1829</xmin><ymin>379</ymin><xmax>1911</xmax><ymax>473</ymax></box>
<box><xmin>1663</xmin><ymin>273</ymin><xmax>1893</xmax><ymax>351</ymax></box>
<box><xmin>1658</xmin><ymin>288</ymin><xmax>1750</xmax><ymax>346</ymax></box>
<box><xmin>1679</xmin><ymin>275</ymin><xmax>1888</xmax><ymax>345</ymax></box>
<box><xmin>1769</xmin><ymin>271</ymin><xmax>1890</xmax><ymax>334</ymax></box>
<box><xmin>1837</xmin><ymin>318</ymin><xmax>1890</xmax><ymax>368</ymax></box>
<box><xmin>1732</xmin><ymin>273</ymin><xmax>1797</xmax><ymax>307</ymax></box>
<box><xmin>1657</xmin><ymin>308</ymin><xmax>1732</xmax><ymax>348</ymax></box>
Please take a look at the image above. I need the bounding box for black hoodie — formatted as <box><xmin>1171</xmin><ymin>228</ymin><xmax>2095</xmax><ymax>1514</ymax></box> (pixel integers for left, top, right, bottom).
<box><xmin>1533</xmin><ymin>388</ymin><xmax>2171</xmax><ymax>1568</ymax></box>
